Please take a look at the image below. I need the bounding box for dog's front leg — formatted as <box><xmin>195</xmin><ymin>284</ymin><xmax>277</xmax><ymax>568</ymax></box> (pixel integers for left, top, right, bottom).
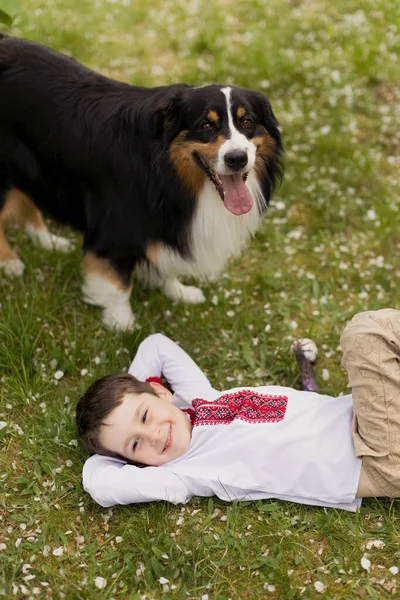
<box><xmin>81</xmin><ymin>252</ymin><xmax>135</xmax><ymax>331</ymax></box>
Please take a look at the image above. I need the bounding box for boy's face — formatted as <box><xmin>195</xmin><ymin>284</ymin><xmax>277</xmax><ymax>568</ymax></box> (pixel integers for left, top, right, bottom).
<box><xmin>98</xmin><ymin>383</ymin><xmax>192</xmax><ymax>466</ymax></box>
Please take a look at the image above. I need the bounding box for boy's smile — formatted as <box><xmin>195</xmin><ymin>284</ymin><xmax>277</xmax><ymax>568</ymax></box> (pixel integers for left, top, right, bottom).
<box><xmin>98</xmin><ymin>382</ymin><xmax>192</xmax><ymax>466</ymax></box>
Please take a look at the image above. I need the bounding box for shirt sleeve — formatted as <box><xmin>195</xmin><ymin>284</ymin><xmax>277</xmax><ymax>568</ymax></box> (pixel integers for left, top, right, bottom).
<box><xmin>82</xmin><ymin>454</ymin><xmax>192</xmax><ymax>507</ymax></box>
<box><xmin>128</xmin><ymin>333</ymin><xmax>215</xmax><ymax>400</ymax></box>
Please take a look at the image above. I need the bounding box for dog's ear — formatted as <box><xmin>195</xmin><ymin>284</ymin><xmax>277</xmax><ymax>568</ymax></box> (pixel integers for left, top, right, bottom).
<box><xmin>253</xmin><ymin>91</ymin><xmax>281</xmax><ymax>143</ymax></box>
<box><xmin>153</xmin><ymin>86</ymin><xmax>187</xmax><ymax>141</ymax></box>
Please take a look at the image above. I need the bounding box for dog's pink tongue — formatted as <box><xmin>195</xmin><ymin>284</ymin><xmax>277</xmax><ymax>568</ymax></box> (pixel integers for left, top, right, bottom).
<box><xmin>221</xmin><ymin>174</ymin><xmax>253</xmax><ymax>216</ymax></box>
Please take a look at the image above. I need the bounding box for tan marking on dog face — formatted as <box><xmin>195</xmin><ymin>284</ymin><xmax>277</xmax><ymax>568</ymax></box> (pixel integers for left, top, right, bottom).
<box><xmin>146</xmin><ymin>242</ymin><xmax>160</xmax><ymax>266</ymax></box>
<box><xmin>251</xmin><ymin>130</ymin><xmax>277</xmax><ymax>178</ymax></box>
<box><xmin>81</xmin><ymin>252</ymin><xmax>132</xmax><ymax>292</ymax></box>
<box><xmin>236</xmin><ymin>106</ymin><xmax>246</xmax><ymax>118</ymax></box>
<box><xmin>169</xmin><ymin>132</ymin><xmax>226</xmax><ymax>196</ymax></box>
<box><xmin>207</xmin><ymin>110</ymin><xmax>220</xmax><ymax>125</ymax></box>
<box><xmin>1</xmin><ymin>188</ymin><xmax>46</xmax><ymax>229</ymax></box>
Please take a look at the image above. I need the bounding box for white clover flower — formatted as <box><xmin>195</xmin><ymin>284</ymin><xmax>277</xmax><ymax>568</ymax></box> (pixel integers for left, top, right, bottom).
<box><xmin>54</xmin><ymin>370</ymin><xmax>64</xmax><ymax>380</ymax></box>
<box><xmin>94</xmin><ymin>577</ymin><xmax>107</xmax><ymax>589</ymax></box>
<box><xmin>314</xmin><ymin>581</ymin><xmax>325</xmax><ymax>593</ymax></box>
<box><xmin>361</xmin><ymin>555</ymin><xmax>371</xmax><ymax>571</ymax></box>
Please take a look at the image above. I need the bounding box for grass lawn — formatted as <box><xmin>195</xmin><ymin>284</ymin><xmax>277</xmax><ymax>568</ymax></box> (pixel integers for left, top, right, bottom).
<box><xmin>1</xmin><ymin>0</ymin><xmax>400</xmax><ymax>598</ymax></box>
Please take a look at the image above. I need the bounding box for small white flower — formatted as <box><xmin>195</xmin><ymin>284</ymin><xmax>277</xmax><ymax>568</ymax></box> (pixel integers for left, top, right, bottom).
<box><xmin>226</xmin><ymin>310</ymin><xmax>235</xmax><ymax>317</ymax></box>
<box><xmin>389</xmin><ymin>566</ymin><xmax>399</xmax><ymax>575</ymax></box>
<box><xmin>0</xmin><ymin>543</ymin><xmax>6</xmax><ymax>551</ymax></box>
<box><xmin>0</xmin><ymin>421</ymin><xmax>7</xmax><ymax>430</ymax></box>
<box><xmin>49</xmin><ymin>359</ymin><xmax>58</xmax><ymax>369</ymax></box>
<box><xmin>54</xmin><ymin>370</ymin><xmax>64</xmax><ymax>380</ymax></box>
<box><xmin>319</xmin><ymin>125</ymin><xmax>331</xmax><ymax>135</ymax></box>
<box><xmin>290</xmin><ymin>321</ymin><xmax>298</xmax><ymax>329</ymax></box>
<box><xmin>322</xmin><ymin>369</ymin><xmax>330</xmax><ymax>381</ymax></box>
<box><xmin>52</xmin><ymin>547</ymin><xmax>64</xmax><ymax>556</ymax></box>
<box><xmin>115</xmin><ymin>536</ymin><xmax>122</xmax><ymax>543</ymax></box>
<box><xmin>314</xmin><ymin>581</ymin><xmax>325</xmax><ymax>593</ymax></box>
<box><xmin>94</xmin><ymin>577</ymin><xmax>107</xmax><ymax>589</ymax></box>
<box><xmin>80</xmin><ymin>369</ymin><xmax>88</xmax><ymax>376</ymax></box>
<box><xmin>361</xmin><ymin>555</ymin><xmax>371</xmax><ymax>571</ymax></box>
<box><xmin>366</xmin><ymin>539</ymin><xmax>385</xmax><ymax>550</ymax></box>
<box><xmin>264</xmin><ymin>324</ymin><xmax>271</xmax><ymax>332</ymax></box>
<box><xmin>159</xmin><ymin>577</ymin><xmax>169</xmax><ymax>585</ymax></box>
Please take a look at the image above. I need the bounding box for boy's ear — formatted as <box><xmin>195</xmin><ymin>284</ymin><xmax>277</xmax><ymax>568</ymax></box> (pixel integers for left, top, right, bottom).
<box><xmin>149</xmin><ymin>381</ymin><xmax>174</xmax><ymax>402</ymax></box>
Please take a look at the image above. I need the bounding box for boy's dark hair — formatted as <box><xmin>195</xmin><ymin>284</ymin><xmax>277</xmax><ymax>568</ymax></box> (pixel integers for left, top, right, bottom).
<box><xmin>76</xmin><ymin>373</ymin><xmax>157</xmax><ymax>462</ymax></box>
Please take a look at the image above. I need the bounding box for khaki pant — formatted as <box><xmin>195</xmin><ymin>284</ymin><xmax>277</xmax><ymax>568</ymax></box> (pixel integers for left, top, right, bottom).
<box><xmin>340</xmin><ymin>309</ymin><xmax>400</xmax><ymax>498</ymax></box>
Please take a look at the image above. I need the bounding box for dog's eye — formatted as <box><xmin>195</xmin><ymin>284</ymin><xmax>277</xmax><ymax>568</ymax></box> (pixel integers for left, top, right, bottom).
<box><xmin>200</xmin><ymin>122</ymin><xmax>214</xmax><ymax>132</ymax></box>
<box><xmin>242</xmin><ymin>118</ymin><xmax>253</xmax><ymax>128</ymax></box>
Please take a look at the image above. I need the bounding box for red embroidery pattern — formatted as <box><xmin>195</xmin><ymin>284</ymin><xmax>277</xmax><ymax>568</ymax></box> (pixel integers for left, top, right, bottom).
<box><xmin>189</xmin><ymin>390</ymin><xmax>288</xmax><ymax>427</ymax></box>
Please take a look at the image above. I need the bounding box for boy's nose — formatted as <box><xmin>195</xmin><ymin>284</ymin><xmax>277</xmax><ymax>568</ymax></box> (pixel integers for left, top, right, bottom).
<box><xmin>146</xmin><ymin>427</ymin><xmax>160</xmax><ymax>445</ymax></box>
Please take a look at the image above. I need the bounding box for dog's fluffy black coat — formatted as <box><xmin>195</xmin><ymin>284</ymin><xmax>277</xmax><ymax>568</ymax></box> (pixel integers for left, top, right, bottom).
<box><xmin>0</xmin><ymin>35</ymin><xmax>283</xmax><ymax>329</ymax></box>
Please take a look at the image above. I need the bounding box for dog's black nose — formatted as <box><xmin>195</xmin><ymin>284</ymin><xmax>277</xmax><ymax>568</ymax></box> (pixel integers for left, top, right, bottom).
<box><xmin>224</xmin><ymin>150</ymin><xmax>248</xmax><ymax>171</ymax></box>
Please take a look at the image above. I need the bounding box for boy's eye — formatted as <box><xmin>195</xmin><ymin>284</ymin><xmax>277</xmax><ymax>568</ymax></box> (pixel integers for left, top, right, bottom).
<box><xmin>132</xmin><ymin>440</ymin><xmax>138</xmax><ymax>452</ymax></box>
<box><xmin>142</xmin><ymin>410</ymin><xmax>148</xmax><ymax>424</ymax></box>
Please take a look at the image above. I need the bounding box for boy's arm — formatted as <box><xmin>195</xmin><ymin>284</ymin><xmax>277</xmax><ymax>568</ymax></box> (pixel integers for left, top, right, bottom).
<box><xmin>128</xmin><ymin>333</ymin><xmax>215</xmax><ymax>399</ymax></box>
<box><xmin>83</xmin><ymin>454</ymin><xmax>192</xmax><ymax>507</ymax></box>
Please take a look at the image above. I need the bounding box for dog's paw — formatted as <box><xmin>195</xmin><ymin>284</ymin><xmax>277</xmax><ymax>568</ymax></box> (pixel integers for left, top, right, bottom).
<box><xmin>102</xmin><ymin>305</ymin><xmax>135</xmax><ymax>332</ymax></box>
<box><xmin>163</xmin><ymin>278</ymin><xmax>206</xmax><ymax>304</ymax></box>
<box><xmin>180</xmin><ymin>285</ymin><xmax>206</xmax><ymax>304</ymax></box>
<box><xmin>46</xmin><ymin>233</ymin><xmax>74</xmax><ymax>253</ymax></box>
<box><xmin>26</xmin><ymin>225</ymin><xmax>74</xmax><ymax>253</ymax></box>
<box><xmin>1</xmin><ymin>258</ymin><xmax>25</xmax><ymax>278</ymax></box>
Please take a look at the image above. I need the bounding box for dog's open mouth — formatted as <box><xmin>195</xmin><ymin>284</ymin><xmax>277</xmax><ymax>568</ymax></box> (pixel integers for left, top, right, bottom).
<box><xmin>194</xmin><ymin>153</ymin><xmax>253</xmax><ymax>216</ymax></box>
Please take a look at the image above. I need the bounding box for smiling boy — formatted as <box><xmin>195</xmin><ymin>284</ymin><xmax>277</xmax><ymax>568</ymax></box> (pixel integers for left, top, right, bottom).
<box><xmin>77</xmin><ymin>309</ymin><xmax>400</xmax><ymax>510</ymax></box>
<box><xmin>86</xmin><ymin>375</ymin><xmax>192</xmax><ymax>465</ymax></box>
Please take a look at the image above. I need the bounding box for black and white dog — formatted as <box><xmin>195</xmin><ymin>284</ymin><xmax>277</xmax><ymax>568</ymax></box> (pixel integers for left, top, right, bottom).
<box><xmin>0</xmin><ymin>35</ymin><xmax>283</xmax><ymax>330</ymax></box>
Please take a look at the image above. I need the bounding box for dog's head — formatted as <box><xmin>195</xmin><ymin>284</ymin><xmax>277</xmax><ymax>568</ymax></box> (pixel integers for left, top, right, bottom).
<box><xmin>155</xmin><ymin>84</ymin><xmax>283</xmax><ymax>216</ymax></box>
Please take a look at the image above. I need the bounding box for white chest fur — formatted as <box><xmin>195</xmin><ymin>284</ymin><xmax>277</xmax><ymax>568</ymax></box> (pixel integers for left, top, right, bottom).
<box><xmin>154</xmin><ymin>171</ymin><xmax>266</xmax><ymax>280</ymax></box>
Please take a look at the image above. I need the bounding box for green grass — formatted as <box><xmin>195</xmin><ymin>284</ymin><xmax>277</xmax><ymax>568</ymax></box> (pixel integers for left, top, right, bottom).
<box><xmin>1</xmin><ymin>0</ymin><xmax>400</xmax><ymax>598</ymax></box>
